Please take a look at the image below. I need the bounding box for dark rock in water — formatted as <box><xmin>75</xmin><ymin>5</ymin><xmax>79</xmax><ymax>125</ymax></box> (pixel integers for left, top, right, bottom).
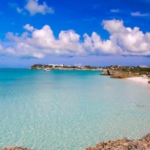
<box><xmin>2</xmin><ymin>146</ymin><xmax>31</xmax><ymax>150</ymax></box>
<box><xmin>136</xmin><ymin>104</ymin><xmax>145</xmax><ymax>108</ymax></box>
<box><xmin>87</xmin><ymin>133</ymin><xmax>150</xmax><ymax>150</ymax></box>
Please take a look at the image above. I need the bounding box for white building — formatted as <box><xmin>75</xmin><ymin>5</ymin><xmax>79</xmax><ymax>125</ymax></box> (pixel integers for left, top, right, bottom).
<box><xmin>59</xmin><ymin>64</ymin><xmax>64</xmax><ymax>67</ymax></box>
<box><xmin>138</xmin><ymin>65</ymin><xmax>150</xmax><ymax>68</ymax></box>
<box><xmin>48</xmin><ymin>64</ymin><xmax>64</xmax><ymax>67</ymax></box>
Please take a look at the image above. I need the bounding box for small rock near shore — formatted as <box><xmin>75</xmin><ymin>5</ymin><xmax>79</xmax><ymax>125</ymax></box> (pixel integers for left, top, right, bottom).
<box><xmin>2</xmin><ymin>146</ymin><xmax>31</xmax><ymax>150</ymax></box>
<box><xmin>87</xmin><ymin>133</ymin><xmax>150</xmax><ymax>150</ymax></box>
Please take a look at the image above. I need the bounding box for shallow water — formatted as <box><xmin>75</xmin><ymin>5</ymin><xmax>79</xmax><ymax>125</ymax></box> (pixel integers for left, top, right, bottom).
<box><xmin>0</xmin><ymin>69</ymin><xmax>150</xmax><ymax>150</ymax></box>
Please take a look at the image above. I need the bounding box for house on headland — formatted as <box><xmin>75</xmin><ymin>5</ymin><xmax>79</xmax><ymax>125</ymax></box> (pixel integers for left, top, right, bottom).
<box><xmin>138</xmin><ymin>65</ymin><xmax>150</xmax><ymax>69</ymax></box>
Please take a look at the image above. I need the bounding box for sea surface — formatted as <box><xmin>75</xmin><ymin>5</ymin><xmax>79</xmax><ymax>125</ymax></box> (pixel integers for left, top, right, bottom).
<box><xmin>0</xmin><ymin>69</ymin><xmax>150</xmax><ymax>150</ymax></box>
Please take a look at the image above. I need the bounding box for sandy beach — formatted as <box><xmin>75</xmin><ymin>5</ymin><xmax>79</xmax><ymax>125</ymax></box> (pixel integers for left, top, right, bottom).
<box><xmin>127</xmin><ymin>77</ymin><xmax>150</xmax><ymax>84</ymax></box>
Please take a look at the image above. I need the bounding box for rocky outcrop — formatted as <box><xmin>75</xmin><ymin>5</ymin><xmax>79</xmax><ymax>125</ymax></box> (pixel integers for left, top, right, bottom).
<box><xmin>110</xmin><ymin>71</ymin><xmax>139</xmax><ymax>79</ymax></box>
<box><xmin>101</xmin><ymin>69</ymin><xmax>112</xmax><ymax>76</ymax></box>
<box><xmin>87</xmin><ymin>134</ymin><xmax>150</xmax><ymax>150</ymax></box>
<box><xmin>2</xmin><ymin>146</ymin><xmax>31</xmax><ymax>150</ymax></box>
<box><xmin>100</xmin><ymin>69</ymin><xmax>108</xmax><ymax>75</ymax></box>
<box><xmin>101</xmin><ymin>69</ymin><xmax>140</xmax><ymax>79</ymax></box>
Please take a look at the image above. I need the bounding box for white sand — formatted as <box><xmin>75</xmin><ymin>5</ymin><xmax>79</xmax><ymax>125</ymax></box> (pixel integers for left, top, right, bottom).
<box><xmin>127</xmin><ymin>77</ymin><xmax>150</xmax><ymax>84</ymax></box>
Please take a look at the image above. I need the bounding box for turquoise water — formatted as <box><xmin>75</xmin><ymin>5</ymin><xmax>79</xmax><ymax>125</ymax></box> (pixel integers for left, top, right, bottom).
<box><xmin>0</xmin><ymin>69</ymin><xmax>150</xmax><ymax>150</ymax></box>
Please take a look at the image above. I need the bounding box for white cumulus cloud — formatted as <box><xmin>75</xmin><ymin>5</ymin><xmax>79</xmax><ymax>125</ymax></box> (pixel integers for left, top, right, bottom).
<box><xmin>25</xmin><ymin>0</ymin><xmax>54</xmax><ymax>15</ymax></box>
<box><xmin>24</xmin><ymin>24</ymin><xmax>34</xmax><ymax>32</ymax></box>
<box><xmin>0</xmin><ymin>44</ymin><xmax>4</xmax><ymax>54</ymax></box>
<box><xmin>131</xmin><ymin>12</ymin><xmax>149</xmax><ymax>17</ymax></box>
<box><xmin>103</xmin><ymin>19</ymin><xmax>150</xmax><ymax>55</ymax></box>
<box><xmin>1</xmin><ymin>19</ymin><xmax>150</xmax><ymax>58</ymax></box>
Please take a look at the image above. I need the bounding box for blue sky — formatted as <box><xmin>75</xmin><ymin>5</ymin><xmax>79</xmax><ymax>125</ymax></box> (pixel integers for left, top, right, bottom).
<box><xmin>0</xmin><ymin>0</ymin><xmax>150</xmax><ymax>67</ymax></box>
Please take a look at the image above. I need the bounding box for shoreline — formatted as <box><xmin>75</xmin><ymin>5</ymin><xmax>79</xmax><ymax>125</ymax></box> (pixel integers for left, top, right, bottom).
<box><xmin>30</xmin><ymin>68</ymin><xmax>104</xmax><ymax>71</ymax></box>
<box><xmin>2</xmin><ymin>133</ymin><xmax>150</xmax><ymax>150</ymax></box>
<box><xmin>127</xmin><ymin>77</ymin><xmax>150</xmax><ymax>84</ymax></box>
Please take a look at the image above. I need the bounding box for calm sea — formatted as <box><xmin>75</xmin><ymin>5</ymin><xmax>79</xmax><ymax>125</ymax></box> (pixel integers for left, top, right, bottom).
<box><xmin>0</xmin><ymin>69</ymin><xmax>150</xmax><ymax>150</ymax></box>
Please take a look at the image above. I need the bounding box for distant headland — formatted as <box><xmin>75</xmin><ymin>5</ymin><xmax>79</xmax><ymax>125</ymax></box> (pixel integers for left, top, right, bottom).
<box><xmin>29</xmin><ymin>64</ymin><xmax>150</xmax><ymax>84</ymax></box>
<box><xmin>101</xmin><ymin>65</ymin><xmax>150</xmax><ymax>84</ymax></box>
<box><xmin>29</xmin><ymin>64</ymin><xmax>103</xmax><ymax>70</ymax></box>
<box><xmin>101</xmin><ymin>65</ymin><xmax>150</xmax><ymax>78</ymax></box>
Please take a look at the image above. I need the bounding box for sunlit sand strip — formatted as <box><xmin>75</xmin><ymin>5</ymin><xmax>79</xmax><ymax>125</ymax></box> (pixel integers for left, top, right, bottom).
<box><xmin>127</xmin><ymin>77</ymin><xmax>149</xmax><ymax>84</ymax></box>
